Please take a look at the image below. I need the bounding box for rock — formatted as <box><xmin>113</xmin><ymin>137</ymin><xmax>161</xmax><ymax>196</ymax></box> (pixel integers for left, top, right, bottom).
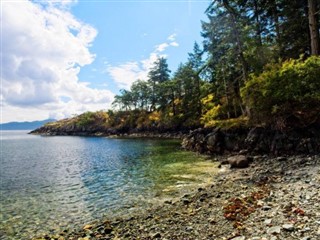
<box><xmin>78</xmin><ymin>237</ymin><xmax>90</xmax><ymax>240</ymax></box>
<box><xmin>152</xmin><ymin>232</ymin><xmax>161</xmax><ymax>239</ymax></box>
<box><xmin>282</xmin><ymin>223</ymin><xmax>294</xmax><ymax>231</ymax></box>
<box><xmin>267</xmin><ymin>226</ymin><xmax>281</xmax><ymax>235</ymax></box>
<box><xmin>276</xmin><ymin>156</ymin><xmax>287</xmax><ymax>161</ymax></box>
<box><xmin>206</xmin><ymin>129</ymin><xmax>225</xmax><ymax>154</ymax></box>
<box><xmin>228</xmin><ymin>155</ymin><xmax>249</xmax><ymax>168</ymax></box>
<box><xmin>208</xmin><ymin>218</ymin><xmax>216</xmax><ymax>224</ymax></box>
<box><xmin>185</xmin><ymin>226</ymin><xmax>193</xmax><ymax>231</ymax></box>
<box><xmin>231</xmin><ymin>236</ymin><xmax>245</xmax><ymax>240</ymax></box>
<box><xmin>182</xmin><ymin>126</ymin><xmax>320</xmax><ymax>155</ymax></box>
<box><xmin>264</xmin><ymin>219</ymin><xmax>272</xmax><ymax>225</ymax></box>
<box><xmin>262</xmin><ymin>205</ymin><xmax>272</xmax><ymax>211</ymax></box>
<box><xmin>182</xmin><ymin>198</ymin><xmax>191</xmax><ymax>205</ymax></box>
<box><xmin>301</xmin><ymin>237</ymin><xmax>311</xmax><ymax>240</ymax></box>
<box><xmin>83</xmin><ymin>224</ymin><xmax>93</xmax><ymax>230</ymax></box>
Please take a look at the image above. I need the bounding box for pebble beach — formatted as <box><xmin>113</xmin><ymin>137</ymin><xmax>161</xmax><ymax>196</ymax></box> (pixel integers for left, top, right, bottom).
<box><xmin>34</xmin><ymin>154</ymin><xmax>320</xmax><ymax>240</ymax></box>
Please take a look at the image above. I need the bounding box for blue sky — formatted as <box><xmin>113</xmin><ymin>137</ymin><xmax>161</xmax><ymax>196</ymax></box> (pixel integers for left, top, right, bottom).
<box><xmin>1</xmin><ymin>0</ymin><xmax>209</xmax><ymax>123</ymax></box>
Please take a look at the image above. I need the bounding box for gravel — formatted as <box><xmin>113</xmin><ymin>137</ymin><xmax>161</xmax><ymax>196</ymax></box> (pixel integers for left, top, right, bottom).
<box><xmin>33</xmin><ymin>154</ymin><xmax>320</xmax><ymax>240</ymax></box>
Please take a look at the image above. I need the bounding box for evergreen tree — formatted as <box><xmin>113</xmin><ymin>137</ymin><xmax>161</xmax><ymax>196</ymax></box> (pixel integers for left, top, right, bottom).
<box><xmin>148</xmin><ymin>57</ymin><xmax>171</xmax><ymax>110</ymax></box>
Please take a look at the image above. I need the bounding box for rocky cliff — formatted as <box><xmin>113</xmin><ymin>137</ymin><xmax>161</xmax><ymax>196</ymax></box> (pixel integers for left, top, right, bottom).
<box><xmin>182</xmin><ymin>126</ymin><xmax>320</xmax><ymax>155</ymax></box>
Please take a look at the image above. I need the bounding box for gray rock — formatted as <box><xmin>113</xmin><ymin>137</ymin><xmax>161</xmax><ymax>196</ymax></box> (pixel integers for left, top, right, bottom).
<box><xmin>262</xmin><ymin>205</ymin><xmax>272</xmax><ymax>211</ymax></box>
<box><xmin>267</xmin><ymin>226</ymin><xmax>281</xmax><ymax>235</ymax></box>
<box><xmin>231</xmin><ymin>236</ymin><xmax>245</xmax><ymax>240</ymax></box>
<box><xmin>228</xmin><ymin>155</ymin><xmax>249</xmax><ymax>168</ymax></box>
<box><xmin>182</xmin><ymin>198</ymin><xmax>191</xmax><ymax>205</ymax></box>
<box><xmin>206</xmin><ymin>129</ymin><xmax>225</xmax><ymax>154</ymax></box>
<box><xmin>282</xmin><ymin>223</ymin><xmax>294</xmax><ymax>231</ymax></box>
<box><xmin>277</xmin><ymin>156</ymin><xmax>287</xmax><ymax>161</ymax></box>
<box><xmin>264</xmin><ymin>219</ymin><xmax>272</xmax><ymax>224</ymax></box>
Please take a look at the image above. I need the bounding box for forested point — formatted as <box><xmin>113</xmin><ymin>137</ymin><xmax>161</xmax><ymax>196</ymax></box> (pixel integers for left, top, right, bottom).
<box><xmin>39</xmin><ymin>0</ymin><xmax>320</xmax><ymax>133</ymax></box>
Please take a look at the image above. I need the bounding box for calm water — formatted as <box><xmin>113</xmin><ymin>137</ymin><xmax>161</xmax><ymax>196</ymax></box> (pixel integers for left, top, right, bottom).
<box><xmin>0</xmin><ymin>131</ymin><xmax>217</xmax><ymax>239</ymax></box>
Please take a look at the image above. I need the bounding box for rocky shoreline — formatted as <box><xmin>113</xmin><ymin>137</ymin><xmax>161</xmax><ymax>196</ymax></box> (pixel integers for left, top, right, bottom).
<box><xmin>33</xmin><ymin>154</ymin><xmax>320</xmax><ymax>240</ymax></box>
<box><xmin>182</xmin><ymin>126</ymin><xmax>320</xmax><ymax>156</ymax></box>
<box><xmin>31</xmin><ymin>123</ymin><xmax>320</xmax><ymax>156</ymax></box>
<box><xmin>30</xmin><ymin>124</ymin><xmax>320</xmax><ymax>239</ymax></box>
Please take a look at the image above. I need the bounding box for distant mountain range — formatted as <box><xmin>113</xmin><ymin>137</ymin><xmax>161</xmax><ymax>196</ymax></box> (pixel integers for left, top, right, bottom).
<box><xmin>0</xmin><ymin>119</ymin><xmax>56</xmax><ymax>130</ymax></box>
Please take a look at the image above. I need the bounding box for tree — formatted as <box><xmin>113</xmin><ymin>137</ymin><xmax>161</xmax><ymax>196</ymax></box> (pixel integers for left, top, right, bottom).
<box><xmin>188</xmin><ymin>42</ymin><xmax>204</xmax><ymax>71</ymax></box>
<box><xmin>112</xmin><ymin>89</ymin><xmax>133</xmax><ymax>111</ymax></box>
<box><xmin>202</xmin><ymin>0</ymin><xmax>250</xmax><ymax>117</ymax></box>
<box><xmin>308</xmin><ymin>0</ymin><xmax>320</xmax><ymax>55</ymax></box>
<box><xmin>130</xmin><ymin>80</ymin><xmax>150</xmax><ymax>110</ymax></box>
<box><xmin>148</xmin><ymin>57</ymin><xmax>171</xmax><ymax>110</ymax></box>
<box><xmin>172</xmin><ymin>63</ymin><xmax>202</xmax><ymax>119</ymax></box>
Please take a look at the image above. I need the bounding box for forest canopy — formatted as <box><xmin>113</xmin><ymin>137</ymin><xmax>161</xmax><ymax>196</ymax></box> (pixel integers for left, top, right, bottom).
<box><xmin>82</xmin><ymin>0</ymin><xmax>320</xmax><ymax>131</ymax></box>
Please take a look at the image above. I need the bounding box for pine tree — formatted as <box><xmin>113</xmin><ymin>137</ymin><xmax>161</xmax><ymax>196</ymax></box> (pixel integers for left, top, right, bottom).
<box><xmin>148</xmin><ymin>57</ymin><xmax>171</xmax><ymax>110</ymax></box>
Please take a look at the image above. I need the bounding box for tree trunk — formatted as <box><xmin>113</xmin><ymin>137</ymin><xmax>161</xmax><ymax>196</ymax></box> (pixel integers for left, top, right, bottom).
<box><xmin>222</xmin><ymin>0</ymin><xmax>247</xmax><ymax>116</ymax></box>
<box><xmin>270</xmin><ymin>0</ymin><xmax>283</xmax><ymax>58</ymax></box>
<box><xmin>308</xmin><ymin>0</ymin><xmax>320</xmax><ymax>55</ymax></box>
<box><xmin>253</xmin><ymin>0</ymin><xmax>263</xmax><ymax>46</ymax></box>
<box><xmin>222</xmin><ymin>0</ymin><xmax>249</xmax><ymax>82</ymax></box>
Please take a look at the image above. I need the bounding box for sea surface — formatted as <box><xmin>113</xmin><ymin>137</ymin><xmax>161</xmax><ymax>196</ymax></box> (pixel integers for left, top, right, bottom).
<box><xmin>0</xmin><ymin>130</ymin><xmax>218</xmax><ymax>239</ymax></box>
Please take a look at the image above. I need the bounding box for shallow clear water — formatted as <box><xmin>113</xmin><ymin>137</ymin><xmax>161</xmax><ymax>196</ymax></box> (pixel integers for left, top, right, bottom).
<box><xmin>0</xmin><ymin>131</ymin><xmax>217</xmax><ymax>239</ymax></box>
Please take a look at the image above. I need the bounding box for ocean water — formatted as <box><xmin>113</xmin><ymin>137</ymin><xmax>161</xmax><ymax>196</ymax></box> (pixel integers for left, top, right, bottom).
<box><xmin>0</xmin><ymin>130</ymin><xmax>217</xmax><ymax>239</ymax></box>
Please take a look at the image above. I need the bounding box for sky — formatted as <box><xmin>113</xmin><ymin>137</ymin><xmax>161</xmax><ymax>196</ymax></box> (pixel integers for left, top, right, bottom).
<box><xmin>1</xmin><ymin>0</ymin><xmax>210</xmax><ymax>123</ymax></box>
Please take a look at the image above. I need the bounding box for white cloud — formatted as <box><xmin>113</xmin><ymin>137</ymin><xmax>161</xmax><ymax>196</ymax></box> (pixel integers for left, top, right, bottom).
<box><xmin>1</xmin><ymin>0</ymin><xmax>114</xmax><ymax>123</ymax></box>
<box><xmin>167</xmin><ymin>33</ymin><xmax>177</xmax><ymax>42</ymax></box>
<box><xmin>106</xmin><ymin>34</ymin><xmax>178</xmax><ymax>90</ymax></box>
<box><xmin>170</xmin><ymin>42</ymin><xmax>179</xmax><ymax>47</ymax></box>
<box><xmin>155</xmin><ymin>43</ymin><xmax>169</xmax><ymax>52</ymax></box>
<box><xmin>107</xmin><ymin>62</ymin><xmax>147</xmax><ymax>89</ymax></box>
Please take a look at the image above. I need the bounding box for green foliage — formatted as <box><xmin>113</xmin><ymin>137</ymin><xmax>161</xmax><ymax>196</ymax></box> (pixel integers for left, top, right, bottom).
<box><xmin>241</xmin><ymin>56</ymin><xmax>320</xmax><ymax>127</ymax></box>
<box><xmin>200</xmin><ymin>93</ymin><xmax>236</xmax><ymax>127</ymax></box>
<box><xmin>76</xmin><ymin>112</ymin><xmax>96</xmax><ymax>127</ymax></box>
<box><xmin>52</xmin><ymin>1</ymin><xmax>319</xmax><ymax>132</ymax></box>
<box><xmin>76</xmin><ymin>111</ymin><xmax>109</xmax><ymax>127</ymax></box>
<box><xmin>206</xmin><ymin>116</ymin><xmax>249</xmax><ymax>129</ymax></box>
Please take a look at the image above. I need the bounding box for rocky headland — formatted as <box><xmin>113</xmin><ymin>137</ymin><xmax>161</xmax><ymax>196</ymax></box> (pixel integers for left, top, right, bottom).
<box><xmin>31</xmin><ymin>120</ymin><xmax>320</xmax><ymax>156</ymax></box>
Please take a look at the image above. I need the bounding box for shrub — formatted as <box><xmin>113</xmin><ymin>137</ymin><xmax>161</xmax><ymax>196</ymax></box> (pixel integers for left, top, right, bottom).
<box><xmin>241</xmin><ymin>56</ymin><xmax>320</xmax><ymax>128</ymax></box>
<box><xmin>76</xmin><ymin>112</ymin><xmax>97</xmax><ymax>127</ymax></box>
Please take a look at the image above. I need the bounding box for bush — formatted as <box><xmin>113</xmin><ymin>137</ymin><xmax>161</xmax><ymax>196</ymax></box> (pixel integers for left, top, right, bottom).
<box><xmin>76</xmin><ymin>112</ymin><xmax>97</xmax><ymax>127</ymax></box>
<box><xmin>241</xmin><ymin>56</ymin><xmax>320</xmax><ymax>128</ymax></box>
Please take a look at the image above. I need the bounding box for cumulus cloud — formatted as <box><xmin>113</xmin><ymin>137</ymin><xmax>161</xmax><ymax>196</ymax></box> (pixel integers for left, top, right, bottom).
<box><xmin>107</xmin><ymin>62</ymin><xmax>147</xmax><ymax>89</ymax></box>
<box><xmin>170</xmin><ymin>42</ymin><xmax>179</xmax><ymax>47</ymax></box>
<box><xmin>1</xmin><ymin>0</ymin><xmax>114</xmax><ymax>123</ymax></box>
<box><xmin>106</xmin><ymin>34</ymin><xmax>179</xmax><ymax>90</ymax></box>
<box><xmin>155</xmin><ymin>43</ymin><xmax>170</xmax><ymax>52</ymax></box>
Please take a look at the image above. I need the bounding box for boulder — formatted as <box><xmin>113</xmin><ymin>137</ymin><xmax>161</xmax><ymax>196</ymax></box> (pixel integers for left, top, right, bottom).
<box><xmin>206</xmin><ymin>128</ymin><xmax>225</xmax><ymax>154</ymax></box>
<box><xmin>227</xmin><ymin>155</ymin><xmax>249</xmax><ymax>168</ymax></box>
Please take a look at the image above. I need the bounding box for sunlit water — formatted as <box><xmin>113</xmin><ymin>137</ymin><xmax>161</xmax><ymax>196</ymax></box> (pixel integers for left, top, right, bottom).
<box><xmin>0</xmin><ymin>130</ymin><xmax>218</xmax><ymax>239</ymax></box>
